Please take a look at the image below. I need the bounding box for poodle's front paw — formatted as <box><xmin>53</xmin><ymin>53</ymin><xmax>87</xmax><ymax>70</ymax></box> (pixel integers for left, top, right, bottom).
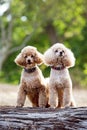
<box><xmin>57</xmin><ymin>106</ymin><xmax>64</xmax><ymax>109</ymax></box>
<box><xmin>39</xmin><ymin>104</ymin><xmax>46</xmax><ymax>108</ymax></box>
<box><xmin>16</xmin><ymin>103</ymin><xmax>23</xmax><ymax>108</ymax></box>
<box><xmin>50</xmin><ymin>105</ymin><xmax>57</xmax><ymax>109</ymax></box>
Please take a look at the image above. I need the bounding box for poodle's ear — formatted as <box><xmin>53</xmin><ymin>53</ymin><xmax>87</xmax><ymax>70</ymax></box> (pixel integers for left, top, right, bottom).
<box><xmin>63</xmin><ymin>49</ymin><xmax>75</xmax><ymax>68</ymax></box>
<box><xmin>44</xmin><ymin>48</ymin><xmax>54</xmax><ymax>66</ymax></box>
<box><xmin>35</xmin><ymin>51</ymin><xmax>43</xmax><ymax>65</ymax></box>
<box><xmin>14</xmin><ymin>53</ymin><xmax>25</xmax><ymax>67</ymax></box>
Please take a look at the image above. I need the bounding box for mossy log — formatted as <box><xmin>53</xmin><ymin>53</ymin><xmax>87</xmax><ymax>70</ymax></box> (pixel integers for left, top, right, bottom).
<box><xmin>0</xmin><ymin>106</ymin><xmax>87</xmax><ymax>130</ymax></box>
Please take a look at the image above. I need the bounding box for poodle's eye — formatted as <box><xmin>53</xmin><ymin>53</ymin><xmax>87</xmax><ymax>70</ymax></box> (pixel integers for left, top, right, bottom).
<box><xmin>55</xmin><ymin>50</ymin><xmax>58</xmax><ymax>53</ymax></box>
<box><xmin>62</xmin><ymin>50</ymin><xmax>65</xmax><ymax>53</ymax></box>
<box><xmin>24</xmin><ymin>55</ymin><xmax>27</xmax><ymax>58</ymax></box>
<box><xmin>31</xmin><ymin>55</ymin><xmax>34</xmax><ymax>58</ymax></box>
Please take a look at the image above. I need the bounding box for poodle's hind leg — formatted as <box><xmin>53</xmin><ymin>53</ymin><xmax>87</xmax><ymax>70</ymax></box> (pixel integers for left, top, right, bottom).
<box><xmin>27</xmin><ymin>94</ymin><xmax>38</xmax><ymax>107</ymax></box>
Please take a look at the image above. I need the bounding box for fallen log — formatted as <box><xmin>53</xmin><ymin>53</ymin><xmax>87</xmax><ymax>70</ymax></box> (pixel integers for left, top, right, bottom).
<box><xmin>0</xmin><ymin>106</ymin><xmax>87</xmax><ymax>130</ymax></box>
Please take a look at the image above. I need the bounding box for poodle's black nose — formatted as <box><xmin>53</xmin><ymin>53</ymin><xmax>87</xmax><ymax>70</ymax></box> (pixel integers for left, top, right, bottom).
<box><xmin>60</xmin><ymin>51</ymin><xmax>63</xmax><ymax>56</ymax></box>
<box><xmin>28</xmin><ymin>59</ymin><xmax>31</xmax><ymax>64</ymax></box>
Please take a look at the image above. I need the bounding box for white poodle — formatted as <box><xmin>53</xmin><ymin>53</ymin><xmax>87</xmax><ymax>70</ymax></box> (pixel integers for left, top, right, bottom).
<box><xmin>14</xmin><ymin>46</ymin><xmax>48</xmax><ymax>107</ymax></box>
<box><xmin>44</xmin><ymin>43</ymin><xmax>76</xmax><ymax>108</ymax></box>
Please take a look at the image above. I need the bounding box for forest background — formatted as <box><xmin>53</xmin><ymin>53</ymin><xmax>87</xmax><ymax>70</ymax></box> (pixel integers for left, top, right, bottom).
<box><xmin>0</xmin><ymin>0</ymin><xmax>87</xmax><ymax>89</ymax></box>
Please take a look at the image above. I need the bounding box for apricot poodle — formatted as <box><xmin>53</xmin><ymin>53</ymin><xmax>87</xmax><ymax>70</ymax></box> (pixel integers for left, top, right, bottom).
<box><xmin>44</xmin><ymin>43</ymin><xmax>76</xmax><ymax>108</ymax></box>
<box><xmin>15</xmin><ymin>46</ymin><xmax>48</xmax><ymax>107</ymax></box>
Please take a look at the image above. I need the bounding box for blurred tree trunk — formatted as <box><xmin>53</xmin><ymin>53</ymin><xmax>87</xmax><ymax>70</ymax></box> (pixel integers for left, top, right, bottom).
<box><xmin>45</xmin><ymin>22</ymin><xmax>58</xmax><ymax>45</ymax></box>
<box><xmin>0</xmin><ymin>1</ymin><xmax>12</xmax><ymax>71</ymax></box>
<box><xmin>0</xmin><ymin>23</ymin><xmax>12</xmax><ymax>71</ymax></box>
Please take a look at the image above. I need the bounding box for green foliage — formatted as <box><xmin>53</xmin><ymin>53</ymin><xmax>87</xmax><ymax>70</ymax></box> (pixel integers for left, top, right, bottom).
<box><xmin>1</xmin><ymin>53</ymin><xmax>21</xmax><ymax>84</ymax></box>
<box><xmin>0</xmin><ymin>0</ymin><xmax>87</xmax><ymax>88</ymax></box>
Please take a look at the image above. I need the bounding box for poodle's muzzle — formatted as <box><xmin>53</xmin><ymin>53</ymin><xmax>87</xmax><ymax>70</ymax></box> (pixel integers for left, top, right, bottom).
<box><xmin>27</xmin><ymin>59</ymin><xmax>32</xmax><ymax>64</ymax></box>
<box><xmin>60</xmin><ymin>51</ymin><xmax>63</xmax><ymax>56</ymax></box>
<box><xmin>26</xmin><ymin>56</ymin><xmax>33</xmax><ymax>65</ymax></box>
<box><xmin>55</xmin><ymin>49</ymin><xmax>65</xmax><ymax>57</ymax></box>
<box><xmin>59</xmin><ymin>51</ymin><xmax>65</xmax><ymax>57</ymax></box>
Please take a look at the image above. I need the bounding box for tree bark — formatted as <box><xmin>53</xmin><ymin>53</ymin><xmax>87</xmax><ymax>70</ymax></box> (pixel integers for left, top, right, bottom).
<box><xmin>0</xmin><ymin>106</ymin><xmax>87</xmax><ymax>130</ymax></box>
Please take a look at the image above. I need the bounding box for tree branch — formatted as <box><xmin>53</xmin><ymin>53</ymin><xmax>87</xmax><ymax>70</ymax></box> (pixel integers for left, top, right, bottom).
<box><xmin>8</xmin><ymin>32</ymin><xmax>34</xmax><ymax>55</ymax></box>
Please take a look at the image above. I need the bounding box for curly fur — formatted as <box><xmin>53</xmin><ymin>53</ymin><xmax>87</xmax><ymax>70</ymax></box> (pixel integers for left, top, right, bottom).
<box><xmin>15</xmin><ymin>46</ymin><xmax>48</xmax><ymax>107</ymax></box>
<box><xmin>44</xmin><ymin>43</ymin><xmax>76</xmax><ymax>108</ymax></box>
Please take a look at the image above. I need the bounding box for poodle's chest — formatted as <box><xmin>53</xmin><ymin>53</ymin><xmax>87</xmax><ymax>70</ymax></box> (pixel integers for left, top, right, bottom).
<box><xmin>24</xmin><ymin>75</ymin><xmax>41</xmax><ymax>86</ymax></box>
<box><xmin>21</xmin><ymin>72</ymin><xmax>43</xmax><ymax>91</ymax></box>
<box><xmin>22</xmin><ymin>70</ymin><xmax>41</xmax><ymax>84</ymax></box>
<box><xmin>50</xmin><ymin>69</ymin><xmax>70</xmax><ymax>82</ymax></box>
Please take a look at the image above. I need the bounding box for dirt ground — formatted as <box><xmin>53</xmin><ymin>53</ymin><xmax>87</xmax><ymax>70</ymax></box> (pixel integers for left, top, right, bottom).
<box><xmin>0</xmin><ymin>83</ymin><xmax>87</xmax><ymax>107</ymax></box>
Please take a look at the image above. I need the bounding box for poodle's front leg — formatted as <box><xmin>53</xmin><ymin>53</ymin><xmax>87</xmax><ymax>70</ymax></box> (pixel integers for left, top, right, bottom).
<box><xmin>39</xmin><ymin>86</ymin><xmax>48</xmax><ymax>107</ymax></box>
<box><xmin>49</xmin><ymin>86</ymin><xmax>58</xmax><ymax>108</ymax></box>
<box><xmin>16</xmin><ymin>85</ymin><xmax>26</xmax><ymax>107</ymax></box>
<box><xmin>63</xmin><ymin>87</ymin><xmax>72</xmax><ymax>107</ymax></box>
<box><xmin>57</xmin><ymin>88</ymin><xmax>64</xmax><ymax>108</ymax></box>
<box><xmin>70</xmin><ymin>98</ymin><xmax>76</xmax><ymax>107</ymax></box>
